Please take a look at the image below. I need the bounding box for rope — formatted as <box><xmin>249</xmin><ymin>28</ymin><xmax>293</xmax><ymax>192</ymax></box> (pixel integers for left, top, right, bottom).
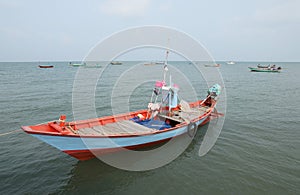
<box><xmin>0</xmin><ymin>120</ymin><xmax>55</xmax><ymax>137</ymax></box>
<box><xmin>199</xmin><ymin>94</ymin><xmax>211</xmax><ymax>106</ymax></box>
<box><xmin>0</xmin><ymin>129</ymin><xmax>22</xmax><ymax>137</ymax></box>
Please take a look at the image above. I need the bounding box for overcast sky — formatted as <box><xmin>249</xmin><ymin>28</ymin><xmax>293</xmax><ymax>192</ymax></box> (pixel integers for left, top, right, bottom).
<box><xmin>0</xmin><ymin>0</ymin><xmax>299</xmax><ymax>62</ymax></box>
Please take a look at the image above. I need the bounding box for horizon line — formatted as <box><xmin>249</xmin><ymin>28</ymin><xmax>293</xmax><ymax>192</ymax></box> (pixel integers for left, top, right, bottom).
<box><xmin>0</xmin><ymin>60</ymin><xmax>299</xmax><ymax>63</ymax></box>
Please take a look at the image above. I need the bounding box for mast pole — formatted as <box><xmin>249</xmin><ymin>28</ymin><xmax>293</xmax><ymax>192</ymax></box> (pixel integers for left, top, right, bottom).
<box><xmin>163</xmin><ymin>50</ymin><xmax>168</xmax><ymax>83</ymax></box>
<box><xmin>163</xmin><ymin>38</ymin><xmax>170</xmax><ymax>83</ymax></box>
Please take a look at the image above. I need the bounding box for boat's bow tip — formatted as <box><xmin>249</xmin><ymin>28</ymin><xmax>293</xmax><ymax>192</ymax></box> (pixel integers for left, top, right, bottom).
<box><xmin>21</xmin><ymin>126</ymin><xmax>32</xmax><ymax>132</ymax></box>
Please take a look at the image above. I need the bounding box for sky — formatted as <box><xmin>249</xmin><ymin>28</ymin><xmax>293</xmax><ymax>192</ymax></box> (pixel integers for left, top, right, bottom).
<box><xmin>0</xmin><ymin>0</ymin><xmax>299</xmax><ymax>62</ymax></box>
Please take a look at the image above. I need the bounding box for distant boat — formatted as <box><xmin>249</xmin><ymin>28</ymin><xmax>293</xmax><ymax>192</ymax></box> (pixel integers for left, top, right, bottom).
<box><xmin>39</xmin><ymin>65</ymin><xmax>54</xmax><ymax>68</ymax></box>
<box><xmin>144</xmin><ymin>61</ymin><xmax>166</xmax><ymax>66</ymax></box>
<box><xmin>144</xmin><ymin>63</ymin><xmax>155</xmax><ymax>66</ymax></box>
<box><xmin>226</xmin><ymin>61</ymin><xmax>235</xmax><ymax>65</ymax></box>
<box><xmin>155</xmin><ymin>61</ymin><xmax>165</xmax><ymax>65</ymax></box>
<box><xmin>69</xmin><ymin>62</ymin><xmax>86</xmax><ymax>67</ymax></box>
<box><xmin>248</xmin><ymin>65</ymin><xmax>281</xmax><ymax>73</ymax></box>
<box><xmin>110</xmin><ymin>61</ymin><xmax>122</xmax><ymax>65</ymax></box>
<box><xmin>204</xmin><ymin>64</ymin><xmax>221</xmax><ymax>67</ymax></box>
<box><xmin>144</xmin><ymin>61</ymin><xmax>157</xmax><ymax>66</ymax></box>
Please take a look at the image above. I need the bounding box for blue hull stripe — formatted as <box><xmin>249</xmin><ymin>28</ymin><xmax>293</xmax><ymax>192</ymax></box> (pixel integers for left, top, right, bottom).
<box><xmin>32</xmin><ymin>118</ymin><xmax>206</xmax><ymax>151</ymax></box>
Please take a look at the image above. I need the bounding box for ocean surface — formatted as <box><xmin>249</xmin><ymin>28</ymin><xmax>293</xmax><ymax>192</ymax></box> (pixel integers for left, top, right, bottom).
<box><xmin>0</xmin><ymin>61</ymin><xmax>299</xmax><ymax>194</ymax></box>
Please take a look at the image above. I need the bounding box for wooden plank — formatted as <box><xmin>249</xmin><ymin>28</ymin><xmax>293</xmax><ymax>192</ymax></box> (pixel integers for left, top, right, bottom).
<box><xmin>78</xmin><ymin>120</ymin><xmax>155</xmax><ymax>136</ymax></box>
<box><xmin>77</xmin><ymin>128</ymin><xmax>101</xmax><ymax>135</ymax></box>
<box><xmin>158</xmin><ymin>114</ymin><xmax>183</xmax><ymax>123</ymax></box>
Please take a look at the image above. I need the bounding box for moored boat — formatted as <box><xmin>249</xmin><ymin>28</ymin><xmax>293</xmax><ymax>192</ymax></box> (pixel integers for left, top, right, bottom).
<box><xmin>144</xmin><ymin>61</ymin><xmax>165</xmax><ymax>66</ymax></box>
<box><xmin>23</xmin><ymin>59</ymin><xmax>222</xmax><ymax>161</ymax></box>
<box><xmin>204</xmin><ymin>64</ymin><xmax>221</xmax><ymax>67</ymax></box>
<box><xmin>110</xmin><ymin>61</ymin><xmax>122</xmax><ymax>65</ymax></box>
<box><xmin>38</xmin><ymin>65</ymin><xmax>54</xmax><ymax>68</ymax></box>
<box><xmin>69</xmin><ymin>62</ymin><xmax>86</xmax><ymax>67</ymax></box>
<box><xmin>249</xmin><ymin>64</ymin><xmax>282</xmax><ymax>72</ymax></box>
<box><xmin>144</xmin><ymin>61</ymin><xmax>156</xmax><ymax>66</ymax></box>
<box><xmin>226</xmin><ymin>61</ymin><xmax>235</xmax><ymax>65</ymax></box>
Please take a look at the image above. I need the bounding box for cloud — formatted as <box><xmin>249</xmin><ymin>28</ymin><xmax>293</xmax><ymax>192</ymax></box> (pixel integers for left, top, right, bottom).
<box><xmin>99</xmin><ymin>0</ymin><xmax>150</xmax><ymax>17</ymax></box>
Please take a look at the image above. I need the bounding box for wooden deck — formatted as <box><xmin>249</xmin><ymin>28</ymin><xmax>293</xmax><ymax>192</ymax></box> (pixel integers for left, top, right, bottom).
<box><xmin>77</xmin><ymin>120</ymin><xmax>156</xmax><ymax>136</ymax></box>
<box><xmin>76</xmin><ymin>106</ymin><xmax>209</xmax><ymax>136</ymax></box>
<box><xmin>159</xmin><ymin>107</ymin><xmax>208</xmax><ymax>123</ymax></box>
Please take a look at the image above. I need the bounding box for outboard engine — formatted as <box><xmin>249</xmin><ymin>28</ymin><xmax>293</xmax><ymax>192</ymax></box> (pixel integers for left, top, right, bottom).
<box><xmin>208</xmin><ymin>84</ymin><xmax>221</xmax><ymax>99</ymax></box>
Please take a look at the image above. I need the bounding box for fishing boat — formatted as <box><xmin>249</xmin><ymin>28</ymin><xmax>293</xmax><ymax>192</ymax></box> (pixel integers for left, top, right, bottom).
<box><xmin>69</xmin><ymin>62</ymin><xmax>86</xmax><ymax>67</ymax></box>
<box><xmin>38</xmin><ymin>65</ymin><xmax>54</xmax><ymax>68</ymax></box>
<box><xmin>22</xmin><ymin>59</ymin><xmax>222</xmax><ymax>161</ymax></box>
<box><xmin>110</xmin><ymin>61</ymin><xmax>122</xmax><ymax>65</ymax></box>
<box><xmin>144</xmin><ymin>61</ymin><xmax>165</xmax><ymax>66</ymax></box>
<box><xmin>248</xmin><ymin>67</ymin><xmax>281</xmax><ymax>72</ymax></box>
<box><xmin>226</xmin><ymin>61</ymin><xmax>235</xmax><ymax>65</ymax></box>
<box><xmin>204</xmin><ymin>64</ymin><xmax>221</xmax><ymax>67</ymax></box>
<box><xmin>249</xmin><ymin>64</ymin><xmax>281</xmax><ymax>72</ymax></box>
<box><xmin>144</xmin><ymin>61</ymin><xmax>156</xmax><ymax>66</ymax></box>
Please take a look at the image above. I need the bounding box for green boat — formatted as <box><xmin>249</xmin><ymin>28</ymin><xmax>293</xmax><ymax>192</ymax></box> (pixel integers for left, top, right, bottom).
<box><xmin>248</xmin><ymin>67</ymin><xmax>281</xmax><ymax>73</ymax></box>
<box><xmin>69</xmin><ymin>62</ymin><xmax>86</xmax><ymax>67</ymax></box>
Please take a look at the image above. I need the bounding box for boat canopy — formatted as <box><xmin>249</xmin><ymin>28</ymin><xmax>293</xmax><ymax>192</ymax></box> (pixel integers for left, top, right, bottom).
<box><xmin>153</xmin><ymin>79</ymin><xmax>180</xmax><ymax>110</ymax></box>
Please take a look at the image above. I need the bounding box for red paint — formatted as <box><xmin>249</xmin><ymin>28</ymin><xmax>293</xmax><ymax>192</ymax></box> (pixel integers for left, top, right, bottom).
<box><xmin>22</xmin><ymin>100</ymin><xmax>218</xmax><ymax>138</ymax></box>
<box><xmin>59</xmin><ymin>115</ymin><xmax>66</xmax><ymax>127</ymax></box>
<box><xmin>38</xmin><ymin>65</ymin><xmax>54</xmax><ymax>68</ymax></box>
<box><xmin>63</xmin><ymin>137</ymin><xmax>173</xmax><ymax>161</ymax></box>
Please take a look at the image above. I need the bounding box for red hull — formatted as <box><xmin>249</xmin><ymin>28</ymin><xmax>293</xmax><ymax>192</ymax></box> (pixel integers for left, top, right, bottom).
<box><xmin>63</xmin><ymin>138</ymin><xmax>173</xmax><ymax>160</ymax></box>
<box><xmin>39</xmin><ymin>65</ymin><xmax>54</xmax><ymax>68</ymax></box>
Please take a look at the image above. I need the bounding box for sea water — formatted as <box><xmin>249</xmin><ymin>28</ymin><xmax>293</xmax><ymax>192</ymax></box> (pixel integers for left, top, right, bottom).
<box><xmin>0</xmin><ymin>61</ymin><xmax>299</xmax><ymax>194</ymax></box>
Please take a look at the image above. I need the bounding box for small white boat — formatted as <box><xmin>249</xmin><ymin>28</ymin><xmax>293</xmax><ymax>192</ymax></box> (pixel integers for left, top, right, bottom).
<box><xmin>226</xmin><ymin>61</ymin><xmax>235</xmax><ymax>65</ymax></box>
